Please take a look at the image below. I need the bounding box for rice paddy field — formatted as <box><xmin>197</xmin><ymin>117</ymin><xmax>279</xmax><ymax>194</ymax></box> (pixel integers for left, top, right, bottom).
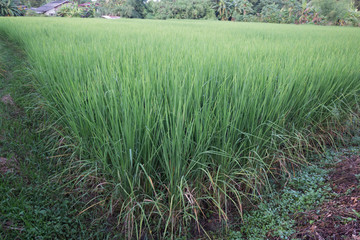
<box><xmin>0</xmin><ymin>17</ymin><xmax>360</xmax><ymax>238</ymax></box>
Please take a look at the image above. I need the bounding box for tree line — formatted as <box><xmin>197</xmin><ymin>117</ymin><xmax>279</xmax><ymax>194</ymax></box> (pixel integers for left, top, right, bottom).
<box><xmin>2</xmin><ymin>0</ymin><xmax>359</xmax><ymax>26</ymax></box>
<box><xmin>98</xmin><ymin>0</ymin><xmax>359</xmax><ymax>25</ymax></box>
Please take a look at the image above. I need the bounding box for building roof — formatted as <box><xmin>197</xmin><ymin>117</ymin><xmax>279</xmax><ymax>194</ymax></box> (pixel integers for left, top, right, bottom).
<box><xmin>33</xmin><ymin>0</ymin><xmax>70</xmax><ymax>13</ymax></box>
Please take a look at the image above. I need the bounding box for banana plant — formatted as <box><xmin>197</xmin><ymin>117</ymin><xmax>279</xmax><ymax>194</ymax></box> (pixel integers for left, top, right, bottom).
<box><xmin>233</xmin><ymin>0</ymin><xmax>253</xmax><ymax>16</ymax></box>
<box><xmin>0</xmin><ymin>0</ymin><xmax>22</xmax><ymax>16</ymax></box>
<box><xmin>215</xmin><ymin>0</ymin><xmax>232</xmax><ymax>20</ymax></box>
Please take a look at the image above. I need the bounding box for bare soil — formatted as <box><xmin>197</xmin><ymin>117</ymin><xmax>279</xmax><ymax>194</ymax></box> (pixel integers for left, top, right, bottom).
<box><xmin>0</xmin><ymin>157</ymin><xmax>18</xmax><ymax>174</ymax></box>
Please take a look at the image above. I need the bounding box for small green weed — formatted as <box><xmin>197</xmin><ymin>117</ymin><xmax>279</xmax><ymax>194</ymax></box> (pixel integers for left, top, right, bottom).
<box><xmin>228</xmin><ymin>159</ymin><xmax>334</xmax><ymax>240</ymax></box>
<box><xmin>1</xmin><ymin>173</ymin><xmax>85</xmax><ymax>239</ymax></box>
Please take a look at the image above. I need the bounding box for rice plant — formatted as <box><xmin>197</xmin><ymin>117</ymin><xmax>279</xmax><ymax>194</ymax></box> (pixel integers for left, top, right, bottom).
<box><xmin>0</xmin><ymin>17</ymin><xmax>359</xmax><ymax>238</ymax></box>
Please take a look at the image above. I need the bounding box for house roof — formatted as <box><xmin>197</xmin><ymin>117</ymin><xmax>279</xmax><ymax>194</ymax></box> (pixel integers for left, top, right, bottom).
<box><xmin>33</xmin><ymin>0</ymin><xmax>70</xmax><ymax>13</ymax></box>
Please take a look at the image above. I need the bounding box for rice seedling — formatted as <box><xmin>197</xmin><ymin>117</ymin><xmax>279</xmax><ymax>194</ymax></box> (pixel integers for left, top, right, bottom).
<box><xmin>0</xmin><ymin>17</ymin><xmax>359</xmax><ymax>238</ymax></box>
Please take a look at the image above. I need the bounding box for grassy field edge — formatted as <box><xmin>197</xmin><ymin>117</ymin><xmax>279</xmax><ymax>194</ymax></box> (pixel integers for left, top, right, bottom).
<box><xmin>0</xmin><ymin>36</ymin><xmax>119</xmax><ymax>240</ymax></box>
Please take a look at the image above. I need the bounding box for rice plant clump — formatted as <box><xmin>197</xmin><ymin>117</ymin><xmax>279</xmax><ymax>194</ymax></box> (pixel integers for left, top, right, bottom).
<box><xmin>0</xmin><ymin>18</ymin><xmax>359</xmax><ymax>238</ymax></box>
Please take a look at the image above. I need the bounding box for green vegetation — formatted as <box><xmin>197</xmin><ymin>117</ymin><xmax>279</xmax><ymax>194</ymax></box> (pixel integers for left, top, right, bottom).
<box><xmin>126</xmin><ymin>0</ymin><xmax>360</xmax><ymax>25</ymax></box>
<box><xmin>145</xmin><ymin>0</ymin><xmax>215</xmax><ymax>20</ymax></box>
<box><xmin>229</xmin><ymin>153</ymin><xmax>336</xmax><ymax>239</ymax></box>
<box><xmin>227</xmin><ymin>129</ymin><xmax>360</xmax><ymax>239</ymax></box>
<box><xmin>0</xmin><ymin>0</ymin><xmax>23</xmax><ymax>16</ymax></box>
<box><xmin>12</xmin><ymin>0</ymin><xmax>360</xmax><ymax>26</ymax></box>
<box><xmin>57</xmin><ymin>3</ymin><xmax>97</xmax><ymax>18</ymax></box>
<box><xmin>97</xmin><ymin>0</ymin><xmax>146</xmax><ymax>18</ymax></box>
<box><xmin>0</xmin><ymin>38</ymin><xmax>113</xmax><ymax>240</ymax></box>
<box><xmin>0</xmin><ymin>18</ymin><xmax>360</xmax><ymax>238</ymax></box>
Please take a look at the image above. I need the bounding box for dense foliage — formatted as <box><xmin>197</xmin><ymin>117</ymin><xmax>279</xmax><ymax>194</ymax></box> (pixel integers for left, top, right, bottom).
<box><xmin>96</xmin><ymin>0</ymin><xmax>146</xmax><ymax>18</ymax></box>
<box><xmin>57</xmin><ymin>3</ymin><xmax>97</xmax><ymax>18</ymax></box>
<box><xmin>0</xmin><ymin>18</ymin><xmax>359</xmax><ymax>238</ymax></box>
<box><xmin>5</xmin><ymin>0</ymin><xmax>359</xmax><ymax>25</ymax></box>
<box><xmin>146</xmin><ymin>0</ymin><xmax>216</xmax><ymax>19</ymax></box>
<box><xmin>0</xmin><ymin>0</ymin><xmax>23</xmax><ymax>16</ymax></box>
<box><xmin>57</xmin><ymin>3</ymin><xmax>84</xmax><ymax>17</ymax></box>
<box><xmin>144</xmin><ymin>0</ymin><xmax>360</xmax><ymax>25</ymax></box>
